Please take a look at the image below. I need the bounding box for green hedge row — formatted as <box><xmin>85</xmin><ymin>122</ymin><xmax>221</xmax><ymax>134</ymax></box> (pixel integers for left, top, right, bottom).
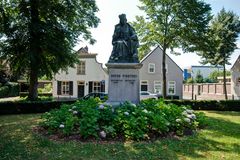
<box><xmin>0</xmin><ymin>83</ymin><xmax>19</xmax><ymax>98</ymax></box>
<box><xmin>165</xmin><ymin>100</ymin><xmax>240</xmax><ymax>111</ymax></box>
<box><xmin>19</xmin><ymin>92</ymin><xmax>52</xmax><ymax>97</ymax></box>
<box><xmin>0</xmin><ymin>99</ymin><xmax>239</xmax><ymax>115</ymax></box>
<box><xmin>0</xmin><ymin>100</ymin><xmax>75</xmax><ymax>115</ymax></box>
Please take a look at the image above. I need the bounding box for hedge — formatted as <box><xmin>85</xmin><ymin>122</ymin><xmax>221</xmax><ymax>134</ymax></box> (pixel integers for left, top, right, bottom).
<box><xmin>19</xmin><ymin>92</ymin><xmax>52</xmax><ymax>97</ymax></box>
<box><xmin>165</xmin><ymin>100</ymin><xmax>240</xmax><ymax>111</ymax></box>
<box><xmin>0</xmin><ymin>99</ymin><xmax>239</xmax><ymax>115</ymax></box>
<box><xmin>0</xmin><ymin>100</ymin><xmax>76</xmax><ymax>115</ymax></box>
<box><xmin>0</xmin><ymin>83</ymin><xmax>19</xmax><ymax>98</ymax></box>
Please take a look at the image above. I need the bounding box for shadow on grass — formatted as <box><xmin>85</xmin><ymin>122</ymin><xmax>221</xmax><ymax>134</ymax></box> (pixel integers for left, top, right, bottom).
<box><xmin>0</xmin><ymin>113</ymin><xmax>240</xmax><ymax>160</ymax></box>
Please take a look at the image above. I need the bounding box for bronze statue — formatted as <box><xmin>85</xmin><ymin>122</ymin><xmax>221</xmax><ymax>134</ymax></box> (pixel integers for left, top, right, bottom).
<box><xmin>108</xmin><ymin>14</ymin><xmax>139</xmax><ymax>63</ymax></box>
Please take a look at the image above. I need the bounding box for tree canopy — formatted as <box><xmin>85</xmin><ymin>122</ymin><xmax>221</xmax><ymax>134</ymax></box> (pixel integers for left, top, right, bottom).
<box><xmin>198</xmin><ymin>8</ymin><xmax>240</xmax><ymax>67</ymax></box>
<box><xmin>132</xmin><ymin>0</ymin><xmax>212</xmax><ymax>98</ymax></box>
<box><xmin>197</xmin><ymin>8</ymin><xmax>240</xmax><ymax>99</ymax></box>
<box><xmin>0</xmin><ymin>0</ymin><xmax>100</xmax><ymax>100</ymax></box>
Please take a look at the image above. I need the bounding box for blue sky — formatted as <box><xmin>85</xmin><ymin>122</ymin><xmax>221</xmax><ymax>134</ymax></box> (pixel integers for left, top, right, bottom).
<box><xmin>77</xmin><ymin>0</ymin><xmax>240</xmax><ymax>69</ymax></box>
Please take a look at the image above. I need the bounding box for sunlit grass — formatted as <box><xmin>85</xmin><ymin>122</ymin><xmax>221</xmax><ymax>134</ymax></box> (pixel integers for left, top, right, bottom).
<box><xmin>0</xmin><ymin>111</ymin><xmax>239</xmax><ymax>160</ymax></box>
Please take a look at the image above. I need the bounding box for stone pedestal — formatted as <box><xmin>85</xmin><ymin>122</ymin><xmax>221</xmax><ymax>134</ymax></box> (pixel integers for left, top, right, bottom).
<box><xmin>106</xmin><ymin>63</ymin><xmax>143</xmax><ymax>104</ymax></box>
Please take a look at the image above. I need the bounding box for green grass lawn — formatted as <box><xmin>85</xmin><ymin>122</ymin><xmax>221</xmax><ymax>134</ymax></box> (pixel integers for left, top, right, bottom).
<box><xmin>0</xmin><ymin>111</ymin><xmax>239</xmax><ymax>160</ymax></box>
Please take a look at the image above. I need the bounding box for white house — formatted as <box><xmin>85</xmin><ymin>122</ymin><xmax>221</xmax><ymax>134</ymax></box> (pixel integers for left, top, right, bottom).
<box><xmin>52</xmin><ymin>46</ymin><xmax>108</xmax><ymax>98</ymax></box>
<box><xmin>231</xmin><ymin>55</ymin><xmax>240</xmax><ymax>99</ymax></box>
<box><xmin>139</xmin><ymin>46</ymin><xmax>183</xmax><ymax>99</ymax></box>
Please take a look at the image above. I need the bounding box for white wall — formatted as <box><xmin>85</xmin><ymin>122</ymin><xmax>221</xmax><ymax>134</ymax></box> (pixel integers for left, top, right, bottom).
<box><xmin>53</xmin><ymin>57</ymin><xmax>108</xmax><ymax>98</ymax></box>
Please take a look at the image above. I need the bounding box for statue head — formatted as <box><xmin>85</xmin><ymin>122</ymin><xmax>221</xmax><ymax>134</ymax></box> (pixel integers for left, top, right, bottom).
<box><xmin>119</xmin><ymin>14</ymin><xmax>127</xmax><ymax>25</ymax></box>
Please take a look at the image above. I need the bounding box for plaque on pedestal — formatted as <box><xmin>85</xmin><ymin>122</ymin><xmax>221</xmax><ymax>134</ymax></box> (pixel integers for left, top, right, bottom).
<box><xmin>106</xmin><ymin>63</ymin><xmax>143</xmax><ymax>104</ymax></box>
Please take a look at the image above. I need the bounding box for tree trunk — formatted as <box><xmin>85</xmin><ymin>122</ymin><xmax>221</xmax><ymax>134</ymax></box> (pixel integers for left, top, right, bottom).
<box><xmin>162</xmin><ymin>46</ymin><xmax>167</xmax><ymax>98</ymax></box>
<box><xmin>223</xmin><ymin>63</ymin><xmax>228</xmax><ymax>100</ymax></box>
<box><xmin>28</xmin><ymin>68</ymin><xmax>38</xmax><ymax>100</ymax></box>
<box><xmin>28</xmin><ymin>0</ymin><xmax>41</xmax><ymax>101</ymax></box>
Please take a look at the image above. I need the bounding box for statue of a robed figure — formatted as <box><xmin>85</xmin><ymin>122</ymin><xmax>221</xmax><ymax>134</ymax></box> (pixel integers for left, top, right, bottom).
<box><xmin>108</xmin><ymin>14</ymin><xmax>139</xmax><ymax>63</ymax></box>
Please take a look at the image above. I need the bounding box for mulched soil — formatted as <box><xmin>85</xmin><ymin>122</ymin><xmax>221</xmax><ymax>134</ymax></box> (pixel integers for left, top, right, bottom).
<box><xmin>32</xmin><ymin>126</ymin><xmax>192</xmax><ymax>144</ymax></box>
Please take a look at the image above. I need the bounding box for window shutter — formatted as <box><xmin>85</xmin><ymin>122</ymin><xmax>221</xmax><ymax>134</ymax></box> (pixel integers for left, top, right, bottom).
<box><xmin>101</xmin><ymin>83</ymin><xmax>105</xmax><ymax>92</ymax></box>
<box><xmin>69</xmin><ymin>81</ymin><xmax>73</xmax><ymax>95</ymax></box>
<box><xmin>88</xmin><ymin>81</ymin><xmax>93</xmax><ymax>93</ymax></box>
<box><xmin>57</xmin><ymin>81</ymin><xmax>61</xmax><ymax>95</ymax></box>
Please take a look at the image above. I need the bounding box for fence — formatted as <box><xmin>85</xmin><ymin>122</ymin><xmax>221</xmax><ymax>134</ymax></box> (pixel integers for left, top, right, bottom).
<box><xmin>183</xmin><ymin>83</ymin><xmax>233</xmax><ymax>100</ymax></box>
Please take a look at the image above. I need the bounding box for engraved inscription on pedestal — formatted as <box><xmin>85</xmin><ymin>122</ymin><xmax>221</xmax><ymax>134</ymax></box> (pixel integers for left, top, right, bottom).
<box><xmin>106</xmin><ymin>63</ymin><xmax>142</xmax><ymax>104</ymax></box>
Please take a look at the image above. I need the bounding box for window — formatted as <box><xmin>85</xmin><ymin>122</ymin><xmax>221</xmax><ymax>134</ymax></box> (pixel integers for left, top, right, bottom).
<box><xmin>77</xmin><ymin>61</ymin><xmax>86</xmax><ymax>75</ymax></box>
<box><xmin>168</xmin><ymin>81</ymin><xmax>176</xmax><ymax>95</ymax></box>
<box><xmin>93</xmin><ymin>82</ymin><xmax>101</xmax><ymax>93</ymax></box>
<box><xmin>154</xmin><ymin>81</ymin><xmax>162</xmax><ymax>94</ymax></box>
<box><xmin>141</xmin><ymin>81</ymin><xmax>148</xmax><ymax>91</ymax></box>
<box><xmin>62</xmin><ymin>81</ymin><xmax>69</xmax><ymax>95</ymax></box>
<box><xmin>148</xmin><ymin>63</ymin><xmax>155</xmax><ymax>73</ymax></box>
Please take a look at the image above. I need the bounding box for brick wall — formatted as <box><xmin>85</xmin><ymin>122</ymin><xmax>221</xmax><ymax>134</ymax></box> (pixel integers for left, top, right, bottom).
<box><xmin>183</xmin><ymin>83</ymin><xmax>233</xmax><ymax>100</ymax></box>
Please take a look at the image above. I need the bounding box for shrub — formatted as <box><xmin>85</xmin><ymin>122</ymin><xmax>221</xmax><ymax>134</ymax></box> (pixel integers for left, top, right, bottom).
<box><xmin>40</xmin><ymin>99</ymin><xmax>207</xmax><ymax>141</ymax></box>
<box><xmin>0</xmin><ymin>100</ymin><xmax>75</xmax><ymax>115</ymax></box>
<box><xmin>0</xmin><ymin>86</ymin><xmax>9</xmax><ymax>97</ymax></box>
<box><xmin>0</xmin><ymin>82</ymin><xmax>19</xmax><ymax>98</ymax></box>
<box><xmin>165</xmin><ymin>100</ymin><xmax>240</xmax><ymax>111</ymax></box>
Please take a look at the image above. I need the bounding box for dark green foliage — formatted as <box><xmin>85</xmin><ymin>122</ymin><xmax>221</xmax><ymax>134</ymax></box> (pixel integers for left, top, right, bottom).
<box><xmin>40</xmin><ymin>99</ymin><xmax>206</xmax><ymax>140</ymax></box>
<box><xmin>0</xmin><ymin>82</ymin><xmax>19</xmax><ymax>98</ymax></box>
<box><xmin>132</xmin><ymin>0</ymin><xmax>212</xmax><ymax>98</ymax></box>
<box><xmin>19</xmin><ymin>92</ymin><xmax>52</xmax><ymax>97</ymax></box>
<box><xmin>165</xmin><ymin>100</ymin><xmax>240</xmax><ymax>111</ymax></box>
<box><xmin>0</xmin><ymin>100</ymin><xmax>75</xmax><ymax>115</ymax></box>
<box><xmin>0</xmin><ymin>0</ymin><xmax>100</xmax><ymax>100</ymax></box>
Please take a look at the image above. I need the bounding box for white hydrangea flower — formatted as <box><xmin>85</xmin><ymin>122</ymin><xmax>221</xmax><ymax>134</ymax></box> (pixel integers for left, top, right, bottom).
<box><xmin>143</xmin><ymin>109</ymin><xmax>148</xmax><ymax>113</ymax></box>
<box><xmin>73</xmin><ymin>111</ymin><xmax>78</xmax><ymax>115</ymax></box>
<box><xmin>176</xmin><ymin>119</ymin><xmax>181</xmax><ymax>123</ymax></box>
<box><xmin>186</xmin><ymin>109</ymin><xmax>193</xmax><ymax>114</ymax></box>
<box><xmin>99</xmin><ymin>131</ymin><xmax>106</xmax><ymax>138</ymax></box>
<box><xmin>59</xmin><ymin>124</ymin><xmax>64</xmax><ymax>128</ymax></box>
<box><xmin>131</xmin><ymin>103</ymin><xmax>137</xmax><ymax>107</ymax></box>
<box><xmin>68</xmin><ymin>109</ymin><xmax>72</xmax><ymax>112</ymax></box>
<box><xmin>191</xmin><ymin>114</ymin><xmax>196</xmax><ymax>119</ymax></box>
<box><xmin>182</xmin><ymin>111</ymin><xmax>188</xmax><ymax>116</ymax></box>
<box><xmin>99</xmin><ymin>104</ymin><xmax>105</xmax><ymax>109</ymax></box>
<box><xmin>166</xmin><ymin>122</ymin><xmax>170</xmax><ymax>126</ymax></box>
<box><xmin>187</xmin><ymin>114</ymin><xmax>192</xmax><ymax>119</ymax></box>
<box><xmin>184</xmin><ymin>118</ymin><xmax>191</xmax><ymax>123</ymax></box>
<box><xmin>124</xmin><ymin>111</ymin><xmax>129</xmax><ymax>116</ymax></box>
<box><xmin>72</xmin><ymin>106</ymin><xmax>77</xmax><ymax>109</ymax></box>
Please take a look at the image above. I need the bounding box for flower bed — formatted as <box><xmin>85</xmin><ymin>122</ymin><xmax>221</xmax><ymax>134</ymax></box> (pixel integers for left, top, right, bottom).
<box><xmin>40</xmin><ymin>98</ymin><xmax>207</xmax><ymax>141</ymax></box>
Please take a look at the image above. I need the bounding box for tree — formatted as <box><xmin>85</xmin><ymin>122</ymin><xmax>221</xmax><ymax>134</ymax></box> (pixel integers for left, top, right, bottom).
<box><xmin>195</xmin><ymin>70</ymin><xmax>204</xmax><ymax>83</ymax></box>
<box><xmin>0</xmin><ymin>0</ymin><xmax>100</xmax><ymax>100</ymax></box>
<box><xmin>132</xmin><ymin>0</ymin><xmax>212</xmax><ymax>98</ymax></box>
<box><xmin>208</xmin><ymin>70</ymin><xmax>231</xmax><ymax>83</ymax></box>
<box><xmin>198</xmin><ymin>8</ymin><xmax>240</xmax><ymax>100</ymax></box>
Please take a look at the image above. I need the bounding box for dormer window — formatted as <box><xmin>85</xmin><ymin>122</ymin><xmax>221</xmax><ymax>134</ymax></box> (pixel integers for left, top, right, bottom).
<box><xmin>148</xmin><ymin>63</ymin><xmax>155</xmax><ymax>73</ymax></box>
